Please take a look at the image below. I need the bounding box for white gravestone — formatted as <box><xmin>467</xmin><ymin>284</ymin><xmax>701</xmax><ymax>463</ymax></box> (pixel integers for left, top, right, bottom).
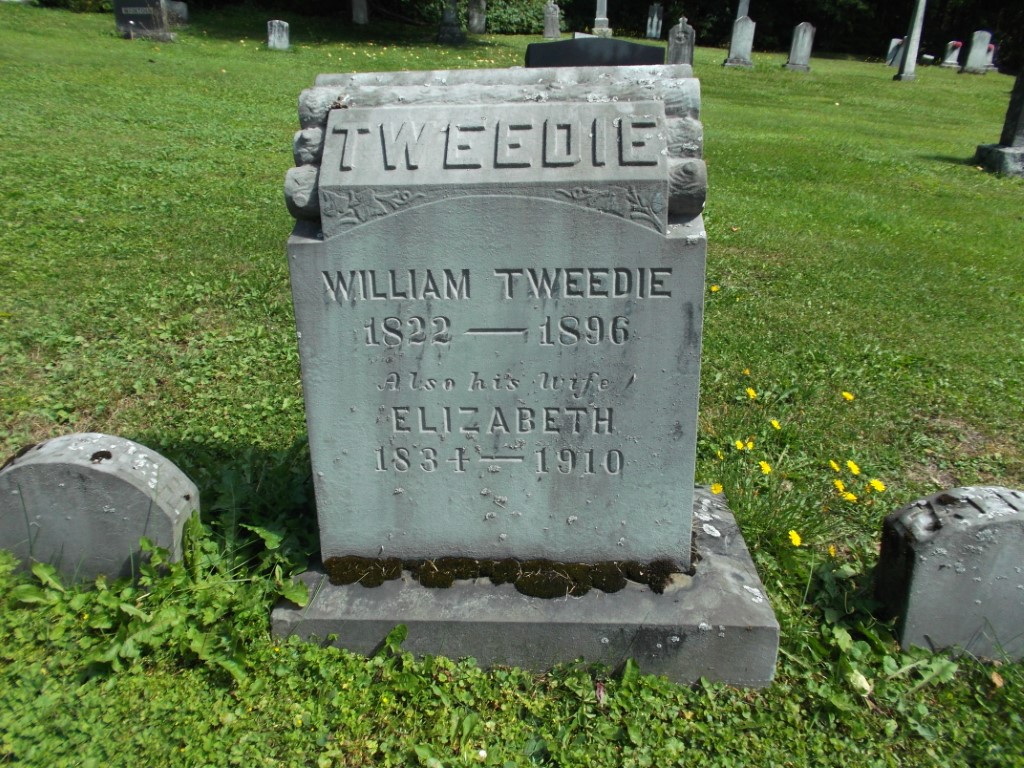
<box><xmin>886</xmin><ymin>37</ymin><xmax>904</xmax><ymax>66</ymax></box>
<box><xmin>894</xmin><ymin>0</ymin><xmax>927</xmax><ymax>82</ymax></box>
<box><xmin>960</xmin><ymin>30</ymin><xmax>992</xmax><ymax>74</ymax></box>
<box><xmin>543</xmin><ymin>1</ymin><xmax>560</xmax><ymax>39</ymax></box>
<box><xmin>468</xmin><ymin>0</ymin><xmax>486</xmax><ymax>34</ymax></box>
<box><xmin>667</xmin><ymin>16</ymin><xmax>695</xmax><ymax>66</ymax></box>
<box><xmin>784</xmin><ymin>22</ymin><xmax>814</xmax><ymax>72</ymax></box>
<box><xmin>975</xmin><ymin>69</ymin><xmax>1024</xmax><ymax>176</ymax></box>
<box><xmin>593</xmin><ymin>0</ymin><xmax>611</xmax><ymax>37</ymax></box>
<box><xmin>352</xmin><ymin>0</ymin><xmax>368</xmax><ymax>25</ymax></box>
<box><xmin>267</xmin><ymin>19</ymin><xmax>289</xmax><ymax>51</ymax></box>
<box><xmin>940</xmin><ymin>40</ymin><xmax>962</xmax><ymax>68</ymax></box>
<box><xmin>723</xmin><ymin>16</ymin><xmax>755</xmax><ymax>68</ymax></box>
<box><xmin>646</xmin><ymin>4</ymin><xmax>663</xmax><ymax>39</ymax></box>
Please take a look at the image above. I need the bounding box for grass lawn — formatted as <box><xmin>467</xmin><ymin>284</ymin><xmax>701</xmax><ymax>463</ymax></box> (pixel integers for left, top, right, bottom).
<box><xmin>1</xmin><ymin>5</ymin><xmax>1023</xmax><ymax>766</ymax></box>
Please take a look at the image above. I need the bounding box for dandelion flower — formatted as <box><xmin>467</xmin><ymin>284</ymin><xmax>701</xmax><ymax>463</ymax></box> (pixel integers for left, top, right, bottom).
<box><xmin>710</xmin><ymin>284</ymin><xmax>720</xmax><ymax>292</ymax></box>
<box><xmin>829</xmin><ymin>460</ymin><xmax>840</xmax><ymax>472</ymax></box>
<box><xmin>711</xmin><ymin>483</ymin><xmax>724</xmax><ymax>495</ymax></box>
<box><xmin>759</xmin><ymin>461</ymin><xmax>772</xmax><ymax>475</ymax></box>
<box><xmin>788</xmin><ymin>530</ymin><xmax>802</xmax><ymax>547</ymax></box>
<box><xmin>770</xmin><ymin>419</ymin><xmax>781</xmax><ymax>430</ymax></box>
<box><xmin>847</xmin><ymin>460</ymin><xmax>861</xmax><ymax>475</ymax></box>
<box><xmin>716</xmin><ymin>450</ymin><xmax>724</xmax><ymax>460</ymax></box>
<box><xmin>745</xmin><ymin>440</ymin><xmax>754</xmax><ymax>451</ymax></box>
<box><xmin>742</xmin><ymin>368</ymin><xmax>751</xmax><ymax>376</ymax></box>
<box><xmin>828</xmin><ymin>544</ymin><xmax>837</xmax><ymax>558</ymax></box>
<box><xmin>869</xmin><ymin>478</ymin><xmax>886</xmax><ymax>492</ymax></box>
<box><xmin>746</xmin><ymin>387</ymin><xmax>757</xmax><ymax>400</ymax></box>
<box><xmin>842</xmin><ymin>492</ymin><xmax>858</xmax><ymax>502</ymax></box>
<box><xmin>834</xmin><ymin>479</ymin><xmax>846</xmax><ymax>492</ymax></box>
<box><xmin>734</xmin><ymin>439</ymin><xmax>744</xmax><ymax>450</ymax></box>
<box><xmin>842</xmin><ymin>391</ymin><xmax>855</xmax><ymax>401</ymax></box>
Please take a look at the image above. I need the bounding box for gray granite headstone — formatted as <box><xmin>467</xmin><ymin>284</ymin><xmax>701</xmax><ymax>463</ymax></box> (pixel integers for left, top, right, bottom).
<box><xmin>592</xmin><ymin>0</ymin><xmax>611</xmax><ymax>38</ymax></box>
<box><xmin>646</xmin><ymin>3</ymin><xmax>663</xmax><ymax>39</ymax></box>
<box><xmin>0</xmin><ymin>433</ymin><xmax>198</xmax><ymax>582</ymax></box>
<box><xmin>894</xmin><ymin>0</ymin><xmax>927</xmax><ymax>81</ymax></box>
<box><xmin>352</xmin><ymin>0</ymin><xmax>368</xmax><ymax>25</ymax></box>
<box><xmin>975</xmin><ymin>69</ymin><xmax>1024</xmax><ymax>176</ymax></box>
<box><xmin>876</xmin><ymin>487</ymin><xmax>1024</xmax><ymax>660</ymax></box>
<box><xmin>114</xmin><ymin>0</ymin><xmax>173</xmax><ymax>41</ymax></box>
<box><xmin>468</xmin><ymin>0</ymin><xmax>486</xmax><ymax>34</ymax></box>
<box><xmin>886</xmin><ymin>37</ymin><xmax>904</xmax><ymax>66</ymax></box>
<box><xmin>940</xmin><ymin>40</ymin><xmax>962</xmax><ymax>68</ymax></box>
<box><xmin>960</xmin><ymin>30</ymin><xmax>992</xmax><ymax>74</ymax></box>
<box><xmin>437</xmin><ymin>0</ymin><xmax>466</xmax><ymax>44</ymax></box>
<box><xmin>267</xmin><ymin>19</ymin><xmax>289</xmax><ymax>51</ymax></box>
<box><xmin>667</xmin><ymin>16</ymin><xmax>695</xmax><ymax>66</ymax></box>
<box><xmin>543</xmin><ymin>1</ymin><xmax>560</xmax><ymax>38</ymax></box>
<box><xmin>723</xmin><ymin>16</ymin><xmax>755</xmax><ymax>68</ymax></box>
<box><xmin>735</xmin><ymin>0</ymin><xmax>750</xmax><ymax>20</ymax></box>
<box><xmin>784</xmin><ymin>22</ymin><xmax>814</xmax><ymax>72</ymax></box>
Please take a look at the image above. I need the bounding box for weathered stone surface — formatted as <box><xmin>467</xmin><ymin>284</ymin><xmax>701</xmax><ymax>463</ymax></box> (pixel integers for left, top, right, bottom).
<box><xmin>524</xmin><ymin>37</ymin><xmax>664</xmax><ymax>68</ymax></box>
<box><xmin>352</xmin><ymin>0</ymin><xmax>368</xmax><ymax>25</ymax></box>
<box><xmin>592</xmin><ymin>0</ymin><xmax>610</xmax><ymax>37</ymax></box>
<box><xmin>645</xmin><ymin>3</ymin><xmax>662</xmax><ymax>39</ymax></box>
<box><xmin>468</xmin><ymin>0</ymin><xmax>486</xmax><ymax>34</ymax></box>
<box><xmin>667</xmin><ymin>17</ymin><xmax>695</xmax><ymax>66</ymax></box>
<box><xmin>875</xmin><ymin>486</ymin><xmax>1024</xmax><ymax>660</ymax></box>
<box><xmin>975</xmin><ymin>70</ymin><xmax>1024</xmax><ymax>177</ymax></box>
<box><xmin>273</xmin><ymin>488</ymin><xmax>780</xmax><ymax>687</ymax></box>
<box><xmin>543</xmin><ymin>1</ymin><xmax>560</xmax><ymax>39</ymax></box>
<box><xmin>999</xmin><ymin>69</ymin><xmax>1024</xmax><ymax>148</ymax></box>
<box><xmin>886</xmin><ymin>37</ymin><xmax>904</xmax><ymax>67</ymax></box>
<box><xmin>0</xmin><ymin>433</ymin><xmax>198</xmax><ymax>581</ymax></box>
<box><xmin>960</xmin><ymin>30</ymin><xmax>992</xmax><ymax>74</ymax></box>
<box><xmin>784</xmin><ymin>22</ymin><xmax>814</xmax><ymax>72</ymax></box>
<box><xmin>165</xmin><ymin>0</ymin><xmax>187</xmax><ymax>25</ymax></box>
<box><xmin>723</xmin><ymin>16</ymin><xmax>754</xmax><ymax>68</ymax></box>
<box><xmin>114</xmin><ymin>0</ymin><xmax>173</xmax><ymax>41</ymax></box>
<box><xmin>284</xmin><ymin>164</ymin><xmax>319</xmax><ymax>220</ymax></box>
<box><xmin>437</xmin><ymin>0</ymin><xmax>466</xmax><ymax>45</ymax></box>
<box><xmin>267</xmin><ymin>19</ymin><xmax>289</xmax><ymax>51</ymax></box>
<box><xmin>667</xmin><ymin>157</ymin><xmax>707</xmax><ymax>215</ymax></box>
<box><xmin>292</xmin><ymin>127</ymin><xmax>324</xmax><ymax>166</ymax></box>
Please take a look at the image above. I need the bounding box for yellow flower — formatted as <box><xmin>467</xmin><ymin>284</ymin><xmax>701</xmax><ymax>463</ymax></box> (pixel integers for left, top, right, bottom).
<box><xmin>828</xmin><ymin>544</ymin><xmax>837</xmax><ymax>558</ymax></box>
<box><xmin>710</xmin><ymin>483</ymin><xmax>723</xmax><ymax>494</ymax></box>
<box><xmin>847</xmin><ymin>460</ymin><xmax>861</xmax><ymax>475</ymax></box>
<box><xmin>770</xmin><ymin>419</ymin><xmax>781</xmax><ymax>430</ymax></box>
<box><xmin>716</xmin><ymin>450</ymin><xmax>724</xmax><ymax>460</ymax></box>
<box><xmin>829</xmin><ymin>460</ymin><xmax>840</xmax><ymax>472</ymax></box>
<box><xmin>788</xmin><ymin>530</ymin><xmax>802</xmax><ymax>547</ymax></box>
<box><xmin>735</xmin><ymin>439</ymin><xmax>744</xmax><ymax>450</ymax></box>
<box><xmin>842</xmin><ymin>492</ymin><xmax>858</xmax><ymax>502</ymax></box>
<box><xmin>834</xmin><ymin>479</ymin><xmax>846</xmax><ymax>493</ymax></box>
<box><xmin>746</xmin><ymin>387</ymin><xmax>757</xmax><ymax>400</ymax></box>
<box><xmin>759</xmin><ymin>461</ymin><xmax>772</xmax><ymax>475</ymax></box>
<box><xmin>710</xmin><ymin>284</ymin><xmax>720</xmax><ymax>292</ymax></box>
<box><xmin>869</xmin><ymin>478</ymin><xmax>886</xmax><ymax>492</ymax></box>
<box><xmin>842</xmin><ymin>391</ymin><xmax>855</xmax><ymax>401</ymax></box>
<box><xmin>742</xmin><ymin>368</ymin><xmax>751</xmax><ymax>376</ymax></box>
<box><xmin>745</xmin><ymin>440</ymin><xmax>754</xmax><ymax>451</ymax></box>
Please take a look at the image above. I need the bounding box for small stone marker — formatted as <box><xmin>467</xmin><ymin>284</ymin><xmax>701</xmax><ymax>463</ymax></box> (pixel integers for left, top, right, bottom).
<box><xmin>543</xmin><ymin>1</ymin><xmax>560</xmax><ymax>39</ymax></box>
<box><xmin>0</xmin><ymin>433</ymin><xmax>198</xmax><ymax>582</ymax></box>
<box><xmin>893</xmin><ymin>0</ymin><xmax>927</xmax><ymax>81</ymax></box>
<box><xmin>784</xmin><ymin>22</ymin><xmax>814</xmax><ymax>72</ymax></box>
<box><xmin>975</xmin><ymin>68</ymin><xmax>1024</xmax><ymax>176</ymax></box>
<box><xmin>267</xmin><ymin>19</ymin><xmax>289</xmax><ymax>51</ymax></box>
<box><xmin>667</xmin><ymin>16</ymin><xmax>695</xmax><ymax>66</ymax></box>
<box><xmin>886</xmin><ymin>37</ymin><xmax>904</xmax><ymax>66</ymax></box>
<box><xmin>437</xmin><ymin>0</ymin><xmax>466</xmax><ymax>44</ymax></box>
<box><xmin>960</xmin><ymin>30</ymin><xmax>992</xmax><ymax>74</ymax></box>
<box><xmin>940</xmin><ymin>40</ymin><xmax>962</xmax><ymax>68</ymax></box>
<box><xmin>114</xmin><ymin>0</ymin><xmax>173</xmax><ymax>41</ymax></box>
<box><xmin>592</xmin><ymin>0</ymin><xmax>611</xmax><ymax>38</ymax></box>
<box><xmin>723</xmin><ymin>16</ymin><xmax>755</xmax><ymax>68</ymax></box>
<box><xmin>468</xmin><ymin>0</ymin><xmax>486</xmax><ymax>34</ymax></box>
<box><xmin>876</xmin><ymin>487</ymin><xmax>1024</xmax><ymax>660</ymax></box>
<box><xmin>278</xmin><ymin>64</ymin><xmax>778</xmax><ymax>685</ymax></box>
<box><xmin>352</xmin><ymin>0</ymin><xmax>368</xmax><ymax>25</ymax></box>
<box><xmin>645</xmin><ymin>3</ymin><xmax>663</xmax><ymax>39</ymax></box>
<box><xmin>985</xmin><ymin>43</ymin><xmax>997</xmax><ymax>71</ymax></box>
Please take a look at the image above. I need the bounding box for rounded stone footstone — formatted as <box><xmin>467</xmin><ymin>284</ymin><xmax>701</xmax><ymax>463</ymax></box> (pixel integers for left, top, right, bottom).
<box><xmin>0</xmin><ymin>433</ymin><xmax>199</xmax><ymax>581</ymax></box>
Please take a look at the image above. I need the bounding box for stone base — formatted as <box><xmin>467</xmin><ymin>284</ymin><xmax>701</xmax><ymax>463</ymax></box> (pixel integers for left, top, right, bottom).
<box><xmin>893</xmin><ymin>72</ymin><xmax>917</xmax><ymax>81</ymax></box>
<box><xmin>976</xmin><ymin>144</ymin><xmax>1024</xmax><ymax>176</ymax></box>
<box><xmin>784</xmin><ymin>63</ymin><xmax>810</xmax><ymax>72</ymax></box>
<box><xmin>272</xmin><ymin>488</ymin><xmax>779</xmax><ymax>687</ymax></box>
<box><xmin>593</xmin><ymin>27</ymin><xmax>613</xmax><ymax>38</ymax></box>
<box><xmin>723</xmin><ymin>57</ymin><xmax>753</xmax><ymax>68</ymax></box>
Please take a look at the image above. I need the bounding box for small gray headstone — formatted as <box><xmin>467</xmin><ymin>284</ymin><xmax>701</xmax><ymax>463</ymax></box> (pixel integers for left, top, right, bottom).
<box><xmin>437</xmin><ymin>0</ymin><xmax>466</xmax><ymax>44</ymax></box>
<box><xmin>645</xmin><ymin>3</ymin><xmax>663</xmax><ymax>39</ymax></box>
<box><xmin>114</xmin><ymin>0</ymin><xmax>173</xmax><ymax>41</ymax></box>
<box><xmin>267</xmin><ymin>19</ymin><xmax>289</xmax><ymax>51</ymax></box>
<box><xmin>784</xmin><ymin>21</ymin><xmax>814</xmax><ymax>72</ymax></box>
<box><xmin>960</xmin><ymin>30</ymin><xmax>992</xmax><ymax>74</ymax></box>
<box><xmin>876</xmin><ymin>487</ymin><xmax>1024</xmax><ymax>660</ymax></box>
<box><xmin>543</xmin><ymin>1</ymin><xmax>560</xmax><ymax>39</ymax></box>
<box><xmin>723</xmin><ymin>16</ymin><xmax>755</xmax><ymax>68</ymax></box>
<box><xmin>667</xmin><ymin>16</ymin><xmax>695</xmax><ymax>66</ymax></box>
<box><xmin>940</xmin><ymin>40</ymin><xmax>962</xmax><ymax>67</ymax></box>
<box><xmin>468</xmin><ymin>0</ymin><xmax>486</xmax><ymax>34</ymax></box>
<box><xmin>0</xmin><ymin>433</ymin><xmax>198</xmax><ymax>582</ymax></box>
<box><xmin>592</xmin><ymin>0</ymin><xmax>611</xmax><ymax>37</ymax></box>
<box><xmin>352</xmin><ymin>0</ymin><xmax>368</xmax><ymax>25</ymax></box>
<box><xmin>886</xmin><ymin>37</ymin><xmax>904</xmax><ymax>66</ymax></box>
<box><xmin>893</xmin><ymin>0</ymin><xmax>927</xmax><ymax>82</ymax></box>
<box><xmin>975</xmin><ymin>69</ymin><xmax>1024</xmax><ymax>176</ymax></box>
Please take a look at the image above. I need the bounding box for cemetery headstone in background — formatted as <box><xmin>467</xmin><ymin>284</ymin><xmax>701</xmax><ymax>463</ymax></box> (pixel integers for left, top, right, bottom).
<box><xmin>723</xmin><ymin>16</ymin><xmax>755</xmax><ymax>68</ymax></box>
<box><xmin>940</xmin><ymin>40</ymin><xmax>962</xmax><ymax>68</ymax></box>
<box><xmin>468</xmin><ymin>0</ymin><xmax>487</xmax><ymax>34</ymax></box>
<box><xmin>543</xmin><ymin>1</ymin><xmax>560</xmax><ymax>39</ymax></box>
<box><xmin>960</xmin><ymin>30</ymin><xmax>992</xmax><ymax>74</ymax></box>
<box><xmin>525</xmin><ymin>37</ymin><xmax>664</xmax><ymax>67</ymax></box>
<box><xmin>975</xmin><ymin>68</ymin><xmax>1024</xmax><ymax>176</ymax></box>
<box><xmin>275</xmin><ymin>65</ymin><xmax>779</xmax><ymax>686</ymax></box>
<box><xmin>875</xmin><ymin>487</ymin><xmax>1024</xmax><ymax>660</ymax></box>
<box><xmin>985</xmin><ymin>43</ymin><xmax>997</xmax><ymax>71</ymax></box>
<box><xmin>667</xmin><ymin>16</ymin><xmax>696</xmax><ymax>66</ymax></box>
<box><xmin>0</xmin><ymin>433</ymin><xmax>198</xmax><ymax>582</ymax></box>
<box><xmin>352</xmin><ymin>0</ymin><xmax>368</xmax><ymax>26</ymax></box>
<box><xmin>267</xmin><ymin>19</ymin><xmax>289</xmax><ymax>51</ymax></box>
<box><xmin>437</xmin><ymin>0</ymin><xmax>466</xmax><ymax>44</ymax></box>
<box><xmin>735</xmin><ymin>0</ymin><xmax>750</xmax><ymax>20</ymax></box>
<box><xmin>592</xmin><ymin>0</ymin><xmax>611</xmax><ymax>38</ymax></box>
<box><xmin>893</xmin><ymin>0</ymin><xmax>927</xmax><ymax>81</ymax></box>
<box><xmin>886</xmin><ymin>37</ymin><xmax>904</xmax><ymax>66</ymax></box>
<box><xmin>645</xmin><ymin>3</ymin><xmax>663</xmax><ymax>40</ymax></box>
<box><xmin>114</xmin><ymin>0</ymin><xmax>173</xmax><ymax>41</ymax></box>
<box><xmin>784</xmin><ymin>22</ymin><xmax>815</xmax><ymax>72</ymax></box>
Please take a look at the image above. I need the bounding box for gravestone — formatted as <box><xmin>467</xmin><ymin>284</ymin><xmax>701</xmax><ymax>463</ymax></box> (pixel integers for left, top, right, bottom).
<box><xmin>985</xmin><ymin>43</ymin><xmax>997</xmax><ymax>71</ymax></box>
<box><xmin>875</xmin><ymin>487</ymin><xmax>1024</xmax><ymax>660</ymax></box>
<box><xmin>592</xmin><ymin>0</ymin><xmax>611</xmax><ymax>38</ymax></box>
<box><xmin>437</xmin><ymin>0</ymin><xmax>466</xmax><ymax>44</ymax></box>
<box><xmin>886</xmin><ymin>37</ymin><xmax>904</xmax><ymax>66</ymax></box>
<box><xmin>468</xmin><ymin>0</ymin><xmax>486</xmax><ymax>34</ymax></box>
<box><xmin>960</xmin><ymin>30</ymin><xmax>992</xmax><ymax>74</ymax></box>
<box><xmin>525</xmin><ymin>37</ymin><xmax>664</xmax><ymax>67</ymax></box>
<box><xmin>352</xmin><ymin>0</ymin><xmax>368</xmax><ymax>25</ymax></box>
<box><xmin>894</xmin><ymin>0</ymin><xmax>927</xmax><ymax>81</ymax></box>
<box><xmin>276</xmin><ymin>65</ymin><xmax>778</xmax><ymax>685</ymax></box>
<box><xmin>543</xmin><ymin>1</ymin><xmax>560</xmax><ymax>39</ymax></box>
<box><xmin>784</xmin><ymin>22</ymin><xmax>814</xmax><ymax>72</ymax></box>
<box><xmin>736</xmin><ymin>0</ymin><xmax>750</xmax><ymax>19</ymax></box>
<box><xmin>723</xmin><ymin>16</ymin><xmax>755</xmax><ymax>68</ymax></box>
<box><xmin>975</xmin><ymin>68</ymin><xmax>1024</xmax><ymax>176</ymax></box>
<box><xmin>165</xmin><ymin>0</ymin><xmax>187</xmax><ymax>26</ymax></box>
<box><xmin>646</xmin><ymin>3</ymin><xmax>663</xmax><ymax>39</ymax></box>
<box><xmin>114</xmin><ymin>0</ymin><xmax>173</xmax><ymax>41</ymax></box>
<box><xmin>267</xmin><ymin>19</ymin><xmax>289</xmax><ymax>51</ymax></box>
<box><xmin>0</xmin><ymin>433</ymin><xmax>198</xmax><ymax>581</ymax></box>
<box><xmin>667</xmin><ymin>16</ymin><xmax>695</xmax><ymax>66</ymax></box>
<box><xmin>940</xmin><ymin>40</ymin><xmax>962</xmax><ymax>68</ymax></box>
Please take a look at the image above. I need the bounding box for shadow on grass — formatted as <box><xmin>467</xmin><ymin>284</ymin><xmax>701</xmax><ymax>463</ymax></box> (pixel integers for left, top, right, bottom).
<box><xmin>920</xmin><ymin>153</ymin><xmax>980</xmax><ymax>167</ymax></box>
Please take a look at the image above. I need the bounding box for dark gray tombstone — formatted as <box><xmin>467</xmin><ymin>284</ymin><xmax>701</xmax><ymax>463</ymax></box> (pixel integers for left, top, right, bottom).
<box><xmin>645</xmin><ymin>4</ymin><xmax>663</xmax><ymax>39</ymax></box>
<box><xmin>593</xmin><ymin>0</ymin><xmax>611</xmax><ymax>38</ymax></box>
<box><xmin>525</xmin><ymin>37</ymin><xmax>664</xmax><ymax>68</ymax></box>
<box><xmin>277</xmin><ymin>65</ymin><xmax>778</xmax><ymax>685</ymax></box>
<box><xmin>437</xmin><ymin>0</ymin><xmax>466</xmax><ymax>44</ymax></box>
<box><xmin>975</xmin><ymin>69</ymin><xmax>1024</xmax><ymax>176</ymax></box>
<box><xmin>267</xmin><ymin>19</ymin><xmax>289</xmax><ymax>51</ymax></box>
<box><xmin>468</xmin><ymin>0</ymin><xmax>486</xmax><ymax>34</ymax></box>
<box><xmin>352</xmin><ymin>0</ymin><xmax>368</xmax><ymax>25</ymax></box>
<box><xmin>114</xmin><ymin>0</ymin><xmax>173</xmax><ymax>41</ymax></box>
<box><xmin>0</xmin><ymin>433</ymin><xmax>199</xmax><ymax>582</ymax></box>
<box><xmin>876</xmin><ymin>487</ymin><xmax>1024</xmax><ymax>660</ymax></box>
<box><xmin>723</xmin><ymin>16</ymin><xmax>755</xmax><ymax>68</ymax></box>
<box><xmin>784</xmin><ymin>22</ymin><xmax>814</xmax><ymax>72</ymax></box>
<box><xmin>543</xmin><ymin>1</ymin><xmax>560</xmax><ymax>39</ymax></box>
<box><xmin>960</xmin><ymin>30</ymin><xmax>992</xmax><ymax>74</ymax></box>
<box><xmin>894</xmin><ymin>0</ymin><xmax>927</xmax><ymax>81</ymax></box>
<box><xmin>667</xmin><ymin>16</ymin><xmax>695</xmax><ymax>66</ymax></box>
<box><xmin>940</xmin><ymin>40</ymin><xmax>962</xmax><ymax>68</ymax></box>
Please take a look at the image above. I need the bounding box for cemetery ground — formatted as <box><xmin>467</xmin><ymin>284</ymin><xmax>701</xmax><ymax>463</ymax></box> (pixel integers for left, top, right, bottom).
<box><xmin>1</xmin><ymin>4</ymin><xmax>1023</xmax><ymax>766</ymax></box>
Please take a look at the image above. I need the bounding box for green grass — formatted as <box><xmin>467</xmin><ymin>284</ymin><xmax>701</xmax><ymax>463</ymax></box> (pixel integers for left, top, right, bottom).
<box><xmin>1</xmin><ymin>5</ymin><xmax>1024</xmax><ymax>766</ymax></box>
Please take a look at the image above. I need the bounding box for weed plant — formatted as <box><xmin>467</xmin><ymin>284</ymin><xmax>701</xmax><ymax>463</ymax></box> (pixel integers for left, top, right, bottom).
<box><xmin>1</xmin><ymin>5</ymin><xmax>1023</xmax><ymax>766</ymax></box>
